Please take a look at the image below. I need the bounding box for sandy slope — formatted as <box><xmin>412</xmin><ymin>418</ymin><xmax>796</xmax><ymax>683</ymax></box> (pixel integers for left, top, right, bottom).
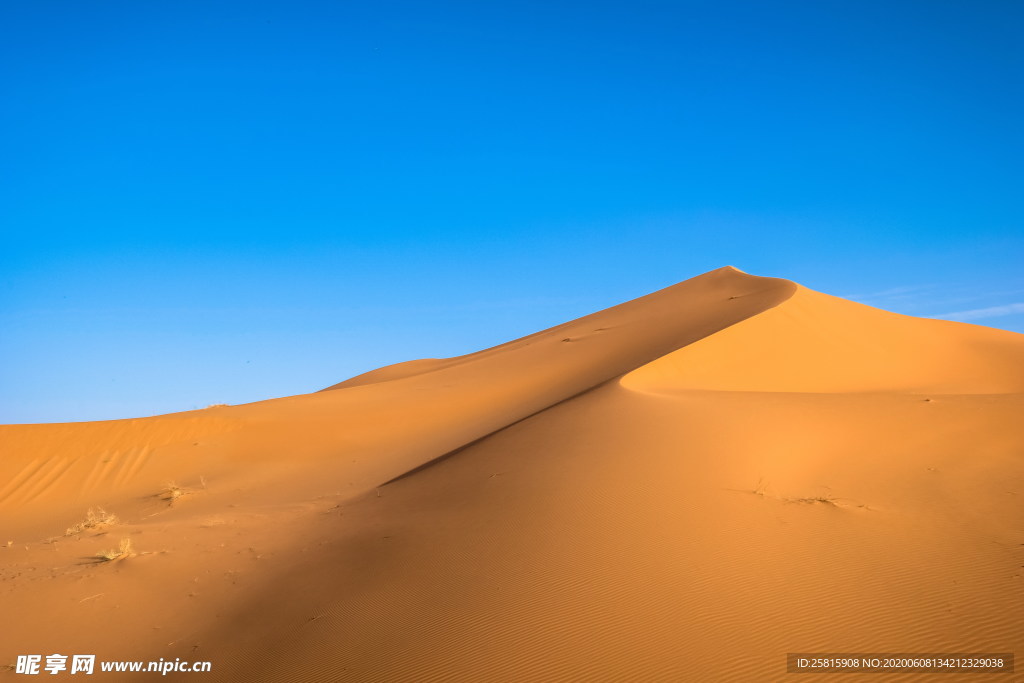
<box><xmin>1</xmin><ymin>266</ymin><xmax>1021</xmax><ymax>682</ymax></box>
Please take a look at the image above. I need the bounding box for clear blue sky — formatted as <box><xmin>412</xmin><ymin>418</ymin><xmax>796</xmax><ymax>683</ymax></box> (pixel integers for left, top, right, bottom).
<box><xmin>2</xmin><ymin>1</ymin><xmax>1022</xmax><ymax>423</ymax></box>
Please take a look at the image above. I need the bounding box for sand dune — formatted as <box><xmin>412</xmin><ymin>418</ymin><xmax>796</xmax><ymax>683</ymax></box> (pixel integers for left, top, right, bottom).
<box><xmin>1</xmin><ymin>266</ymin><xmax>1021</xmax><ymax>681</ymax></box>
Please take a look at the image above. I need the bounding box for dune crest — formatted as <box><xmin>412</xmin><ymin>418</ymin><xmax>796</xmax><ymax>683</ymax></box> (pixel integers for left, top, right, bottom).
<box><xmin>0</xmin><ymin>266</ymin><xmax>795</xmax><ymax>511</ymax></box>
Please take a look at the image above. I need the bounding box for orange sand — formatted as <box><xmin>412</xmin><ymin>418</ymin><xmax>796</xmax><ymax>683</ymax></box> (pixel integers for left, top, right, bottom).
<box><xmin>1</xmin><ymin>267</ymin><xmax>1021</xmax><ymax>681</ymax></box>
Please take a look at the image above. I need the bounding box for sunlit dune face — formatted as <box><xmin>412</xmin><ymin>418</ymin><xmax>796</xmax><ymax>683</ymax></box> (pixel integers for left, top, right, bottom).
<box><xmin>1</xmin><ymin>268</ymin><xmax>1021</xmax><ymax>682</ymax></box>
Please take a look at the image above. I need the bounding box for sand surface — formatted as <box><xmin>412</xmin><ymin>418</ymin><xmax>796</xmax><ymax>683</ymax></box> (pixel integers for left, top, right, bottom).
<box><xmin>2</xmin><ymin>266</ymin><xmax>1022</xmax><ymax>681</ymax></box>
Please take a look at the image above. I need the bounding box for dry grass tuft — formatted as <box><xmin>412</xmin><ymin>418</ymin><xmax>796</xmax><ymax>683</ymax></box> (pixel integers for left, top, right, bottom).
<box><xmin>788</xmin><ymin>495</ymin><xmax>841</xmax><ymax>506</ymax></box>
<box><xmin>160</xmin><ymin>481</ymin><xmax>191</xmax><ymax>503</ymax></box>
<box><xmin>96</xmin><ymin>537</ymin><xmax>135</xmax><ymax>562</ymax></box>
<box><xmin>66</xmin><ymin>508</ymin><xmax>118</xmax><ymax>536</ymax></box>
<box><xmin>739</xmin><ymin>480</ymin><xmax>863</xmax><ymax>509</ymax></box>
<box><xmin>159</xmin><ymin>477</ymin><xmax>208</xmax><ymax>505</ymax></box>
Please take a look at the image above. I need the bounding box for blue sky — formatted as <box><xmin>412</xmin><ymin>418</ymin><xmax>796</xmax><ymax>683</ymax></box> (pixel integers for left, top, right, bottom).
<box><xmin>2</xmin><ymin>1</ymin><xmax>1022</xmax><ymax>423</ymax></box>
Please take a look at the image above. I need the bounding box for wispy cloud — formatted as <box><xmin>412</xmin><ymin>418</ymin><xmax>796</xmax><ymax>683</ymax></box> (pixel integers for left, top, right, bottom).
<box><xmin>932</xmin><ymin>302</ymin><xmax>1024</xmax><ymax>322</ymax></box>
